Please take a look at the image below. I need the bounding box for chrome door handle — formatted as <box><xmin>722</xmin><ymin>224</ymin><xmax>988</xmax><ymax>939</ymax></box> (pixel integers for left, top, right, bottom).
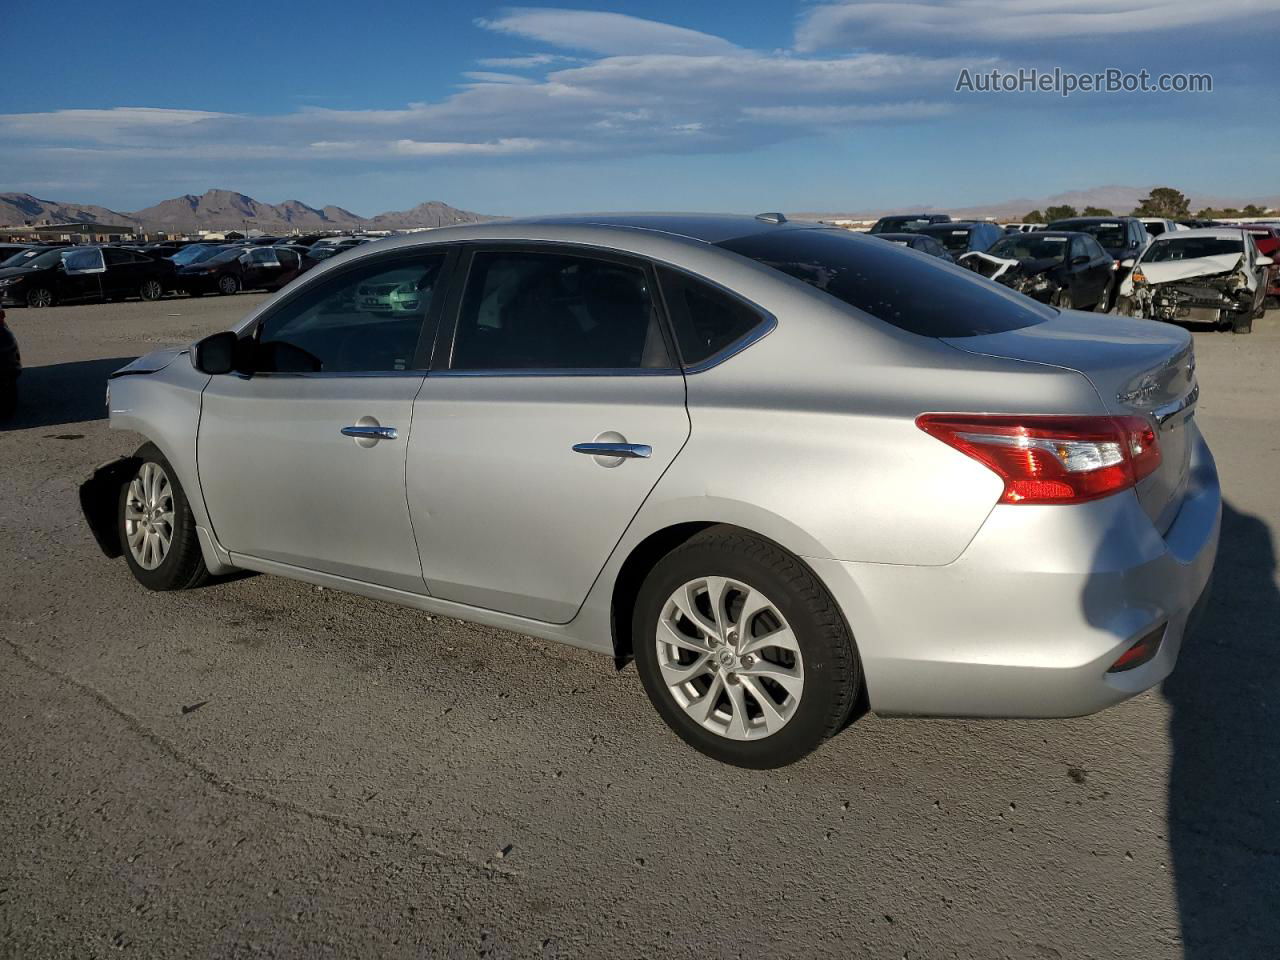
<box><xmin>572</xmin><ymin>442</ymin><xmax>651</xmax><ymax>459</ymax></box>
<box><xmin>341</xmin><ymin>425</ymin><xmax>398</xmax><ymax>440</ymax></box>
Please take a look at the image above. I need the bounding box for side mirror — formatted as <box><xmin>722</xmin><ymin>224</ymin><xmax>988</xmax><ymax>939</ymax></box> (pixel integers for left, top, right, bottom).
<box><xmin>190</xmin><ymin>330</ymin><xmax>239</xmax><ymax>375</ymax></box>
<box><xmin>1070</xmin><ymin>255</ymin><xmax>1090</xmax><ymax>266</ymax></box>
<box><xmin>1257</xmin><ymin>256</ymin><xmax>1274</xmax><ymax>267</ymax></box>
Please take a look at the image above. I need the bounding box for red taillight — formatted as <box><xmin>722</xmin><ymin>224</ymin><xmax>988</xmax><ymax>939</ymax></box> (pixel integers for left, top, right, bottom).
<box><xmin>1108</xmin><ymin>624</ymin><xmax>1165</xmax><ymax>672</ymax></box>
<box><xmin>916</xmin><ymin>414</ymin><xmax>1161</xmax><ymax>506</ymax></box>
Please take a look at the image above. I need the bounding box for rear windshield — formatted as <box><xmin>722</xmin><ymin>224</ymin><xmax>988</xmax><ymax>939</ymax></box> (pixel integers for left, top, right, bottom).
<box><xmin>988</xmin><ymin>235</ymin><xmax>1069</xmax><ymax>261</ymax></box>
<box><xmin>1143</xmin><ymin>237</ymin><xmax>1243</xmax><ymax>262</ymax></box>
<box><xmin>870</xmin><ymin>216</ymin><xmax>932</xmax><ymax>234</ymax></box>
<box><xmin>918</xmin><ymin>226</ymin><xmax>973</xmax><ymax>253</ymax></box>
<box><xmin>1050</xmin><ymin>220</ymin><xmax>1126</xmax><ymax>249</ymax></box>
<box><xmin>718</xmin><ymin>228</ymin><xmax>1052</xmax><ymax>338</ymax></box>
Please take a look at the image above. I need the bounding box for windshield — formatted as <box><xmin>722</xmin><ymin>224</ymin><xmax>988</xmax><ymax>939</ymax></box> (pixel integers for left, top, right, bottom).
<box><xmin>717</xmin><ymin>228</ymin><xmax>1052</xmax><ymax>338</ymax></box>
<box><xmin>1051</xmin><ymin>220</ymin><xmax>1126</xmax><ymax>250</ymax></box>
<box><xmin>175</xmin><ymin>244</ymin><xmax>231</xmax><ymax>265</ymax></box>
<box><xmin>871</xmin><ymin>216</ymin><xmax>932</xmax><ymax>234</ymax></box>
<box><xmin>1143</xmin><ymin>237</ymin><xmax>1243</xmax><ymax>262</ymax></box>
<box><xmin>308</xmin><ymin>245</ymin><xmax>341</xmax><ymax>259</ymax></box>
<box><xmin>919</xmin><ymin>227</ymin><xmax>973</xmax><ymax>253</ymax></box>
<box><xmin>208</xmin><ymin>248</ymin><xmax>245</xmax><ymax>264</ymax></box>
<box><xmin>987</xmin><ymin>235</ymin><xmax>1069</xmax><ymax>261</ymax></box>
<box><xmin>2</xmin><ymin>247</ymin><xmax>65</xmax><ymax>269</ymax></box>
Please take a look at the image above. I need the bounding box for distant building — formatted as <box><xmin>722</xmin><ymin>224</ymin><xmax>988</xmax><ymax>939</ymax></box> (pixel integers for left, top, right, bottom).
<box><xmin>0</xmin><ymin>221</ymin><xmax>138</xmax><ymax>243</ymax></box>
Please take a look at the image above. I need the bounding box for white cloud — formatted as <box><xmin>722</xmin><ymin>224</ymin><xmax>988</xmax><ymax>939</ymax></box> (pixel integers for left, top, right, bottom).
<box><xmin>476</xmin><ymin>8</ymin><xmax>740</xmax><ymax>56</ymax></box>
<box><xmin>392</xmin><ymin>138</ymin><xmax>548</xmax><ymax>156</ymax></box>
<box><xmin>742</xmin><ymin>102</ymin><xmax>952</xmax><ymax>123</ymax></box>
<box><xmin>795</xmin><ymin>0</ymin><xmax>1277</xmax><ymax>49</ymax></box>
<box><xmin>462</xmin><ymin>71</ymin><xmax>537</xmax><ymax>85</ymax></box>
<box><xmin>476</xmin><ymin>53</ymin><xmax>578</xmax><ymax>68</ymax></box>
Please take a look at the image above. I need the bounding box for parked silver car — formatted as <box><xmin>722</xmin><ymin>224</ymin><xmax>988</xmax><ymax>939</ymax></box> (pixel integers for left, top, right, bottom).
<box><xmin>81</xmin><ymin>214</ymin><xmax>1220</xmax><ymax>767</ymax></box>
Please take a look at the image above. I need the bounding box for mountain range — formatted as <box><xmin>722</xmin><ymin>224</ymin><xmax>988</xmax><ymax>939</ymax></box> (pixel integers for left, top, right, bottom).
<box><xmin>0</xmin><ymin>189</ymin><xmax>494</xmax><ymax>233</ymax></box>
<box><xmin>792</xmin><ymin>185</ymin><xmax>1280</xmax><ymax>222</ymax></box>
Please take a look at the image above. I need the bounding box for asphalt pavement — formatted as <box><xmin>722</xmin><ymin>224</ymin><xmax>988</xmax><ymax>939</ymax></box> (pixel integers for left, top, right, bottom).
<box><xmin>2</xmin><ymin>293</ymin><xmax>1278</xmax><ymax>959</ymax></box>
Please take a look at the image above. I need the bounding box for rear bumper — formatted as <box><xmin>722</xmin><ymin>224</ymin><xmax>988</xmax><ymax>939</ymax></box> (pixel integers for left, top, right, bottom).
<box><xmin>811</xmin><ymin>424</ymin><xmax>1221</xmax><ymax>717</ymax></box>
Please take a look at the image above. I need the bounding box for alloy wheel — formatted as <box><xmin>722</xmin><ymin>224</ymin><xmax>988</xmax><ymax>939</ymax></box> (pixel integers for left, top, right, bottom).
<box><xmin>124</xmin><ymin>461</ymin><xmax>175</xmax><ymax>570</ymax></box>
<box><xmin>27</xmin><ymin>288</ymin><xmax>52</xmax><ymax>308</ymax></box>
<box><xmin>655</xmin><ymin>577</ymin><xmax>804</xmax><ymax>741</ymax></box>
<box><xmin>141</xmin><ymin>280</ymin><xmax>162</xmax><ymax>301</ymax></box>
<box><xmin>218</xmin><ymin>276</ymin><xmax>238</xmax><ymax>295</ymax></box>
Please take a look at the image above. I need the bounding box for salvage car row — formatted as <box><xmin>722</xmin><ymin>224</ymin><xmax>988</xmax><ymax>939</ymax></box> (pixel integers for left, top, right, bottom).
<box><xmin>0</xmin><ymin>235</ymin><xmax>380</xmax><ymax>309</ymax></box>
<box><xmin>866</xmin><ymin>213</ymin><xmax>1278</xmax><ymax>334</ymax></box>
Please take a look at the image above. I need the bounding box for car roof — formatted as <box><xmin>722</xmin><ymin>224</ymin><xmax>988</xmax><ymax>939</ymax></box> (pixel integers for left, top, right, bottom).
<box><xmin>1151</xmin><ymin>227</ymin><xmax>1248</xmax><ymax>240</ymax></box>
<box><xmin>1049</xmin><ymin>216</ymin><xmax>1136</xmax><ymax>224</ymax></box>
<box><xmin>916</xmin><ymin>221</ymin><xmax>992</xmax><ymax>230</ymax></box>
<box><xmin>876</xmin><ymin>232</ymin><xmax>931</xmax><ymax>242</ymax></box>
<box><xmin>996</xmin><ymin>230</ymin><xmax>1082</xmax><ymax>240</ymax></box>
<box><xmin>509</xmin><ymin>212</ymin><xmax>821</xmax><ymax>244</ymax></box>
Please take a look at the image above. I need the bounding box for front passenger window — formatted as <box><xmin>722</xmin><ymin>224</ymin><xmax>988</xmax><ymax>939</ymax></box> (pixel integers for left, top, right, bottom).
<box><xmin>255</xmin><ymin>254</ymin><xmax>447</xmax><ymax>373</ymax></box>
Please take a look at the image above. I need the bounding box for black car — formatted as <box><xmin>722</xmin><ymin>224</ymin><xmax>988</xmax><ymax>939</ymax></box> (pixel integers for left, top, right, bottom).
<box><xmin>867</xmin><ymin>213</ymin><xmax>952</xmax><ymax>235</ymax></box>
<box><xmin>0</xmin><ymin>243</ymin><xmax>36</xmax><ymax>264</ymax></box>
<box><xmin>0</xmin><ymin>245</ymin><xmax>177</xmax><ymax>308</ymax></box>
<box><xmin>875</xmin><ymin>232</ymin><xmax>954</xmax><ymax>261</ymax></box>
<box><xmin>958</xmin><ymin>231</ymin><xmax>1115</xmax><ymax>310</ymax></box>
<box><xmin>176</xmin><ymin>245</ymin><xmax>309</xmax><ymax>296</ymax></box>
<box><xmin>914</xmin><ymin>220</ymin><xmax>1005</xmax><ymax>256</ymax></box>
<box><xmin>0</xmin><ymin>308</ymin><xmax>19</xmax><ymax>418</ymax></box>
<box><xmin>1045</xmin><ymin>216</ymin><xmax>1150</xmax><ymax>308</ymax></box>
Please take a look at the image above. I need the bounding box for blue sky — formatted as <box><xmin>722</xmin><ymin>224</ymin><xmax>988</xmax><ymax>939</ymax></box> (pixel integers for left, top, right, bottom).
<box><xmin>1</xmin><ymin>1</ymin><xmax>1277</xmax><ymax>215</ymax></box>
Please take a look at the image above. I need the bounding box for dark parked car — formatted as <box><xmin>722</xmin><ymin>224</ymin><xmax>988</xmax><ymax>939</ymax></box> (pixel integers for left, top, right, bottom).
<box><xmin>914</xmin><ymin>220</ymin><xmax>1004</xmax><ymax>256</ymax></box>
<box><xmin>0</xmin><ymin>308</ymin><xmax>19</xmax><ymax>418</ymax></box>
<box><xmin>875</xmin><ymin>232</ymin><xmax>954</xmax><ymax>261</ymax></box>
<box><xmin>0</xmin><ymin>245</ymin><xmax>176</xmax><ymax>308</ymax></box>
<box><xmin>957</xmin><ymin>231</ymin><xmax>1115</xmax><ymax>310</ymax></box>
<box><xmin>177</xmin><ymin>244</ymin><xmax>308</xmax><ymax>296</ymax></box>
<box><xmin>170</xmin><ymin>243</ymin><xmax>234</xmax><ymax>267</ymax></box>
<box><xmin>0</xmin><ymin>243</ymin><xmax>36</xmax><ymax>264</ymax></box>
<box><xmin>867</xmin><ymin>213</ymin><xmax>951</xmax><ymax>235</ymax></box>
<box><xmin>1046</xmin><ymin>216</ymin><xmax>1150</xmax><ymax>308</ymax></box>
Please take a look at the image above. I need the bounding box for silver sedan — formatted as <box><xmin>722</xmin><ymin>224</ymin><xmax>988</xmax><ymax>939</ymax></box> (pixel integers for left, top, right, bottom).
<box><xmin>81</xmin><ymin>213</ymin><xmax>1219</xmax><ymax>767</ymax></box>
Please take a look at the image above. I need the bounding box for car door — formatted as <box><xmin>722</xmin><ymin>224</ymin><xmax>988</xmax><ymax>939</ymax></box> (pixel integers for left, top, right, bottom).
<box><xmin>101</xmin><ymin>247</ymin><xmax>141</xmax><ymax>298</ymax></box>
<box><xmin>406</xmin><ymin>245</ymin><xmax>691</xmax><ymax>623</ymax></box>
<box><xmin>58</xmin><ymin>247</ymin><xmax>106</xmax><ymax>302</ymax></box>
<box><xmin>197</xmin><ymin>248</ymin><xmax>453</xmax><ymax>591</ymax></box>
<box><xmin>241</xmin><ymin>246</ymin><xmax>282</xmax><ymax>289</ymax></box>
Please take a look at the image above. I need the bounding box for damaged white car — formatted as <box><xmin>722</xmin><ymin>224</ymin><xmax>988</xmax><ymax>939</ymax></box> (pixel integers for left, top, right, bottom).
<box><xmin>1117</xmin><ymin>228</ymin><xmax>1272</xmax><ymax>334</ymax></box>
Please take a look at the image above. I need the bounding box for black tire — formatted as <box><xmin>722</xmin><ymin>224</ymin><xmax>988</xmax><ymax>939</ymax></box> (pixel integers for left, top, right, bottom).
<box><xmin>1231</xmin><ymin>313</ymin><xmax>1253</xmax><ymax>334</ymax></box>
<box><xmin>26</xmin><ymin>287</ymin><xmax>54</xmax><ymax>308</ymax></box>
<box><xmin>118</xmin><ymin>443</ymin><xmax>210</xmax><ymax>591</ymax></box>
<box><xmin>0</xmin><ymin>379</ymin><xmax>15</xmax><ymax>419</ymax></box>
<box><xmin>1052</xmin><ymin>288</ymin><xmax>1073</xmax><ymax>310</ymax></box>
<box><xmin>139</xmin><ymin>279</ymin><xmax>163</xmax><ymax>301</ymax></box>
<box><xmin>217</xmin><ymin>274</ymin><xmax>239</xmax><ymax>296</ymax></box>
<box><xmin>632</xmin><ymin>526</ymin><xmax>860</xmax><ymax>768</ymax></box>
<box><xmin>1092</xmin><ymin>281</ymin><xmax>1113</xmax><ymax>313</ymax></box>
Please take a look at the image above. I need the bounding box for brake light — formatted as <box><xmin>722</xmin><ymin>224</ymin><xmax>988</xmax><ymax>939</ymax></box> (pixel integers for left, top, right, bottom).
<box><xmin>916</xmin><ymin>414</ymin><xmax>1161</xmax><ymax>505</ymax></box>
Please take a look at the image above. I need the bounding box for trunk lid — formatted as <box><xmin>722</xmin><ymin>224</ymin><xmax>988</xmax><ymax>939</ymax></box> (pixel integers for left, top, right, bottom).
<box><xmin>943</xmin><ymin>310</ymin><xmax>1196</xmax><ymax>534</ymax></box>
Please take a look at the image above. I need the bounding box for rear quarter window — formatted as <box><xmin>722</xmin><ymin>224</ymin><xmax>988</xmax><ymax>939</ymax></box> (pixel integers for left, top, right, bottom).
<box><xmin>717</xmin><ymin>228</ymin><xmax>1053</xmax><ymax>338</ymax></box>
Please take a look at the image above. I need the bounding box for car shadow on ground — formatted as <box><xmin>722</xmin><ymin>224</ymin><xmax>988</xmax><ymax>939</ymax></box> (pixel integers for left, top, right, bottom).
<box><xmin>1</xmin><ymin>356</ymin><xmax>133</xmax><ymax>432</ymax></box>
<box><xmin>1166</xmin><ymin>501</ymin><xmax>1280</xmax><ymax>957</ymax></box>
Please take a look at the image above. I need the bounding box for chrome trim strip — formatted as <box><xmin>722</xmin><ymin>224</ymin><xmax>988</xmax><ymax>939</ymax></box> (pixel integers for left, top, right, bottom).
<box><xmin>1154</xmin><ymin>381</ymin><xmax>1199</xmax><ymax>431</ymax></box>
<box><xmin>572</xmin><ymin>442</ymin><xmax>652</xmax><ymax>459</ymax></box>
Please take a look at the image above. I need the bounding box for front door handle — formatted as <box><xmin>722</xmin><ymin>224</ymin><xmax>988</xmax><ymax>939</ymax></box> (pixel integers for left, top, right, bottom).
<box><xmin>572</xmin><ymin>442</ymin><xmax>651</xmax><ymax>459</ymax></box>
<box><xmin>340</xmin><ymin>424</ymin><xmax>399</xmax><ymax>448</ymax></box>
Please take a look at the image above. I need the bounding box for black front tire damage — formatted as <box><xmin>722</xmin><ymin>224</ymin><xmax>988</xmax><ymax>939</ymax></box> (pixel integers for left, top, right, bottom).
<box><xmin>117</xmin><ymin>443</ymin><xmax>210</xmax><ymax>591</ymax></box>
<box><xmin>632</xmin><ymin>525</ymin><xmax>861</xmax><ymax>768</ymax></box>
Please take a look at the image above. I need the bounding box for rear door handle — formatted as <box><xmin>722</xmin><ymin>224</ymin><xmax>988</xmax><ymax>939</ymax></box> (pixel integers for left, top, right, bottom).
<box><xmin>572</xmin><ymin>442</ymin><xmax>651</xmax><ymax>459</ymax></box>
<box><xmin>341</xmin><ymin>425</ymin><xmax>398</xmax><ymax>440</ymax></box>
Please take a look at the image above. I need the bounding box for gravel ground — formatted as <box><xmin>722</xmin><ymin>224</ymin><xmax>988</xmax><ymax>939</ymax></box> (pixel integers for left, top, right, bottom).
<box><xmin>2</xmin><ymin>293</ymin><xmax>1278</xmax><ymax>960</ymax></box>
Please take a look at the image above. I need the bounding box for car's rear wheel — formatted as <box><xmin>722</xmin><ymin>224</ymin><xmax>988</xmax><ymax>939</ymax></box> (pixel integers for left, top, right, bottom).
<box><xmin>217</xmin><ymin>275</ymin><xmax>239</xmax><ymax>296</ymax></box>
<box><xmin>139</xmin><ymin>279</ymin><xmax>163</xmax><ymax>301</ymax></box>
<box><xmin>118</xmin><ymin>444</ymin><xmax>209</xmax><ymax>591</ymax></box>
<box><xmin>632</xmin><ymin>526</ymin><xmax>860</xmax><ymax>768</ymax></box>
<box><xmin>26</xmin><ymin>287</ymin><xmax>53</xmax><ymax>308</ymax></box>
<box><xmin>0</xmin><ymin>379</ymin><xmax>15</xmax><ymax>419</ymax></box>
<box><xmin>1093</xmin><ymin>280</ymin><xmax>1113</xmax><ymax>312</ymax></box>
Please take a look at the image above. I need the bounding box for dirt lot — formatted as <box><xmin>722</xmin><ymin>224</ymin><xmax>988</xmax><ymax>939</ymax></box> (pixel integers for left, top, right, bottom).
<box><xmin>2</xmin><ymin>294</ymin><xmax>1278</xmax><ymax>960</ymax></box>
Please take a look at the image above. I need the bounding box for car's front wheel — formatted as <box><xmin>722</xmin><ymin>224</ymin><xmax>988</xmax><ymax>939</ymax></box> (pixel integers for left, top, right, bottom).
<box><xmin>217</xmin><ymin>275</ymin><xmax>239</xmax><ymax>296</ymax></box>
<box><xmin>26</xmin><ymin>287</ymin><xmax>54</xmax><ymax>308</ymax></box>
<box><xmin>139</xmin><ymin>279</ymin><xmax>164</xmax><ymax>301</ymax></box>
<box><xmin>632</xmin><ymin>527</ymin><xmax>860</xmax><ymax>768</ymax></box>
<box><xmin>118</xmin><ymin>444</ymin><xmax>209</xmax><ymax>590</ymax></box>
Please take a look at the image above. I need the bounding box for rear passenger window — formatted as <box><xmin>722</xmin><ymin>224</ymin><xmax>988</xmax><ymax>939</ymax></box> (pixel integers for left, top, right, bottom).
<box><xmin>450</xmin><ymin>251</ymin><xmax>671</xmax><ymax>371</ymax></box>
<box><xmin>657</xmin><ymin>267</ymin><xmax>764</xmax><ymax>366</ymax></box>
